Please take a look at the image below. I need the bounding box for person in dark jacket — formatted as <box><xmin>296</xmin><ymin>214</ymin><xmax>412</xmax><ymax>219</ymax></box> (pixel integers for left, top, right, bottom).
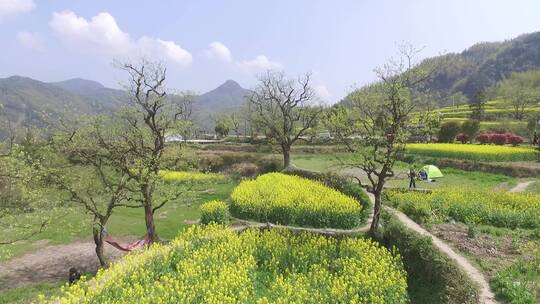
<box><xmin>408</xmin><ymin>166</ymin><xmax>416</xmax><ymax>189</ymax></box>
<box><xmin>69</xmin><ymin>267</ymin><xmax>81</xmax><ymax>285</ymax></box>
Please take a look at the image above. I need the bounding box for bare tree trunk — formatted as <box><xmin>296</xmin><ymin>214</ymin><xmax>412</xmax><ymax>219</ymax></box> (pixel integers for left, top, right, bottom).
<box><xmin>142</xmin><ymin>184</ymin><xmax>158</xmax><ymax>243</ymax></box>
<box><xmin>282</xmin><ymin>145</ymin><xmax>291</xmax><ymax>168</ymax></box>
<box><xmin>92</xmin><ymin>224</ymin><xmax>108</xmax><ymax>267</ymax></box>
<box><xmin>369</xmin><ymin>191</ymin><xmax>382</xmax><ymax>237</ymax></box>
<box><xmin>144</xmin><ymin>204</ymin><xmax>158</xmax><ymax>243</ymax></box>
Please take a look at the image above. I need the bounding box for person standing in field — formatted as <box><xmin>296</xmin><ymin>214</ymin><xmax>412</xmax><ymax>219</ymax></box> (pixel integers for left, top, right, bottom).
<box><xmin>408</xmin><ymin>166</ymin><xmax>417</xmax><ymax>189</ymax></box>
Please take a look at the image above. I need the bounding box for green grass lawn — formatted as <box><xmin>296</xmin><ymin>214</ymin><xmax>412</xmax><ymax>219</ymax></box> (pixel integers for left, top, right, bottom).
<box><xmin>0</xmin><ymin>282</ymin><xmax>65</xmax><ymax>304</ymax></box>
<box><xmin>386</xmin><ymin>168</ymin><xmax>518</xmax><ymax>190</ymax></box>
<box><xmin>526</xmin><ymin>181</ymin><xmax>540</xmax><ymax>193</ymax></box>
<box><xmin>0</xmin><ymin>181</ymin><xmax>238</xmax><ymax>261</ymax></box>
<box><xmin>291</xmin><ymin>153</ymin><xmax>355</xmax><ymax>172</ymax></box>
<box><xmin>292</xmin><ymin>153</ymin><xmax>520</xmax><ymax>191</ymax></box>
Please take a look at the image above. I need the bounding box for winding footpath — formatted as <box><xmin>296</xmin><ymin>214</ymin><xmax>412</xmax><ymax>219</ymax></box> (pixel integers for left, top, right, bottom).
<box><xmin>378</xmin><ymin>190</ymin><xmax>498</xmax><ymax>304</ymax></box>
<box><xmin>509</xmin><ymin>181</ymin><xmax>533</xmax><ymax>193</ymax></box>
<box><xmin>383</xmin><ymin>205</ymin><xmax>498</xmax><ymax>304</ymax></box>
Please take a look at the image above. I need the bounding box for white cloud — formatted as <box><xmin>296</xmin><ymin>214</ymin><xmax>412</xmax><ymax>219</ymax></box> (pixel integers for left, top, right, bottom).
<box><xmin>238</xmin><ymin>55</ymin><xmax>283</xmax><ymax>73</ymax></box>
<box><xmin>0</xmin><ymin>0</ymin><xmax>34</xmax><ymax>19</ymax></box>
<box><xmin>49</xmin><ymin>11</ymin><xmax>192</xmax><ymax>67</ymax></box>
<box><xmin>203</xmin><ymin>41</ymin><xmax>282</xmax><ymax>73</ymax></box>
<box><xmin>314</xmin><ymin>85</ymin><xmax>332</xmax><ymax>103</ymax></box>
<box><xmin>204</xmin><ymin>41</ymin><xmax>232</xmax><ymax>62</ymax></box>
<box><xmin>16</xmin><ymin>31</ymin><xmax>45</xmax><ymax>51</ymax></box>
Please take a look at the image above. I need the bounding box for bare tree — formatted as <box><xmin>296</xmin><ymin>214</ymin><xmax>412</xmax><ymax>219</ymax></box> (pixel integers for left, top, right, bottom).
<box><xmin>79</xmin><ymin>59</ymin><xmax>189</xmax><ymax>243</ymax></box>
<box><xmin>49</xmin><ymin>117</ymin><xmax>134</xmax><ymax>266</ymax></box>
<box><xmin>229</xmin><ymin>112</ymin><xmax>241</xmax><ymax>138</ymax></box>
<box><xmin>327</xmin><ymin>45</ymin><xmax>439</xmax><ymax>236</ymax></box>
<box><xmin>249</xmin><ymin>71</ymin><xmax>321</xmax><ymax>167</ymax></box>
<box><xmin>174</xmin><ymin>91</ymin><xmax>198</xmax><ymax>139</ymax></box>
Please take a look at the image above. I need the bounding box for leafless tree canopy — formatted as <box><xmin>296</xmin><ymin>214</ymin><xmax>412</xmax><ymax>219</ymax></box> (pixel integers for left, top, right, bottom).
<box><xmin>249</xmin><ymin>71</ymin><xmax>320</xmax><ymax>167</ymax></box>
<box><xmin>327</xmin><ymin>45</ymin><xmax>440</xmax><ymax>235</ymax></box>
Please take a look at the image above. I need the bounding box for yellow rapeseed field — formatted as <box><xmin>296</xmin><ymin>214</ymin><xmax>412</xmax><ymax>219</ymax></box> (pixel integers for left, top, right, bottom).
<box><xmin>387</xmin><ymin>188</ymin><xmax>540</xmax><ymax>228</ymax></box>
<box><xmin>46</xmin><ymin>225</ymin><xmax>408</xmax><ymax>304</ymax></box>
<box><xmin>230</xmin><ymin>173</ymin><xmax>362</xmax><ymax>229</ymax></box>
<box><xmin>199</xmin><ymin>200</ymin><xmax>229</xmax><ymax>224</ymax></box>
<box><xmin>407</xmin><ymin>143</ymin><xmax>538</xmax><ymax>162</ymax></box>
<box><xmin>159</xmin><ymin>170</ymin><xmax>226</xmax><ymax>183</ymax></box>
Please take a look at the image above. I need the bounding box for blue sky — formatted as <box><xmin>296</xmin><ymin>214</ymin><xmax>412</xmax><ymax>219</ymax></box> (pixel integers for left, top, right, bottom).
<box><xmin>1</xmin><ymin>0</ymin><xmax>540</xmax><ymax>103</ymax></box>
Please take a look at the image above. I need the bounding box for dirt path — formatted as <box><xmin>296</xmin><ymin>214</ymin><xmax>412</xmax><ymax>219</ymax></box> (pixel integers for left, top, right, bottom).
<box><xmin>0</xmin><ymin>238</ymin><xmax>133</xmax><ymax>290</ymax></box>
<box><xmin>384</xmin><ymin>206</ymin><xmax>498</xmax><ymax>304</ymax></box>
<box><xmin>230</xmin><ymin>211</ymin><xmax>373</xmax><ymax>235</ymax></box>
<box><xmin>508</xmin><ymin>181</ymin><xmax>533</xmax><ymax>193</ymax></box>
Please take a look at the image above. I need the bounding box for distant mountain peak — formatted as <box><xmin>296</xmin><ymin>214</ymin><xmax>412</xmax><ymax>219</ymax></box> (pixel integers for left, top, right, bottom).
<box><xmin>216</xmin><ymin>79</ymin><xmax>243</xmax><ymax>91</ymax></box>
<box><xmin>51</xmin><ymin>78</ymin><xmax>105</xmax><ymax>91</ymax></box>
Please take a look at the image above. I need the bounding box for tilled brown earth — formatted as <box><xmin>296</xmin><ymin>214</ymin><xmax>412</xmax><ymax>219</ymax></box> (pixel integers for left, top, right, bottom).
<box><xmin>0</xmin><ymin>237</ymin><xmax>135</xmax><ymax>290</ymax></box>
<box><xmin>429</xmin><ymin>223</ymin><xmax>519</xmax><ymax>278</ymax></box>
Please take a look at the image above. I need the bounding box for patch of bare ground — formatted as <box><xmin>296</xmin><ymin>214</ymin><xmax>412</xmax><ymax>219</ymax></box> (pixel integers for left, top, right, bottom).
<box><xmin>429</xmin><ymin>223</ymin><xmax>519</xmax><ymax>278</ymax></box>
<box><xmin>0</xmin><ymin>237</ymin><xmax>137</xmax><ymax>290</ymax></box>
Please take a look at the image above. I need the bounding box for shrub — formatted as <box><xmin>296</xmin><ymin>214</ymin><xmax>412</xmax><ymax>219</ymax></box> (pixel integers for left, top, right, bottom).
<box><xmin>475</xmin><ymin>133</ymin><xmax>491</xmax><ymax>144</ymax></box>
<box><xmin>197</xmin><ymin>151</ymin><xmax>282</xmax><ymax>174</ymax></box>
<box><xmin>455</xmin><ymin>133</ymin><xmax>469</xmax><ymax>144</ymax></box>
<box><xmin>438</xmin><ymin>121</ymin><xmax>462</xmax><ymax>143</ymax></box>
<box><xmin>490</xmin><ymin>133</ymin><xmax>508</xmax><ymax>145</ymax></box>
<box><xmin>225</xmin><ymin>162</ymin><xmax>260</xmax><ymax>177</ymax></box>
<box><xmin>386</xmin><ymin>188</ymin><xmax>540</xmax><ymax>229</ymax></box>
<box><xmin>50</xmin><ymin>225</ymin><xmax>409</xmax><ymax>303</ymax></box>
<box><xmin>200</xmin><ymin>200</ymin><xmax>229</xmax><ymax>224</ymax></box>
<box><xmin>492</xmin><ymin>241</ymin><xmax>540</xmax><ymax>304</ymax></box>
<box><xmin>508</xmin><ymin>134</ymin><xmax>524</xmax><ymax>146</ymax></box>
<box><xmin>461</xmin><ymin>119</ymin><xmax>481</xmax><ymax>140</ymax></box>
<box><xmin>230</xmin><ymin>173</ymin><xmax>363</xmax><ymax>229</ymax></box>
<box><xmin>406</xmin><ymin>143</ymin><xmax>539</xmax><ymax>162</ymax></box>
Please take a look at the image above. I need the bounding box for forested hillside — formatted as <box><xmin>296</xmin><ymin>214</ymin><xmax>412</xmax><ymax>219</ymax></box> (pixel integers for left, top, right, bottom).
<box><xmin>340</xmin><ymin>31</ymin><xmax>540</xmax><ymax>108</ymax></box>
<box><xmin>421</xmin><ymin>31</ymin><xmax>540</xmax><ymax>104</ymax></box>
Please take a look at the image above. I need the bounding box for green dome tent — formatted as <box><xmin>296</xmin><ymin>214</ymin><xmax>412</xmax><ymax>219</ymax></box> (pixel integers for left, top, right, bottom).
<box><xmin>422</xmin><ymin>165</ymin><xmax>443</xmax><ymax>179</ymax></box>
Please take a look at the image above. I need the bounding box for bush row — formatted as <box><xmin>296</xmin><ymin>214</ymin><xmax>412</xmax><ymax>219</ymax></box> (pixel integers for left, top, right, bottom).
<box><xmin>198</xmin><ymin>151</ymin><xmax>282</xmax><ymax>176</ymax></box>
<box><xmin>474</xmin><ymin>132</ymin><xmax>524</xmax><ymax>145</ymax></box>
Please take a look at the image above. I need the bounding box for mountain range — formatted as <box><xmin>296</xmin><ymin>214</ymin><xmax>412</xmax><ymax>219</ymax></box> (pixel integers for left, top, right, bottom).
<box><xmin>3</xmin><ymin>31</ymin><xmax>540</xmax><ymax>136</ymax></box>
<box><xmin>0</xmin><ymin>76</ymin><xmax>249</xmax><ymax>137</ymax></box>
